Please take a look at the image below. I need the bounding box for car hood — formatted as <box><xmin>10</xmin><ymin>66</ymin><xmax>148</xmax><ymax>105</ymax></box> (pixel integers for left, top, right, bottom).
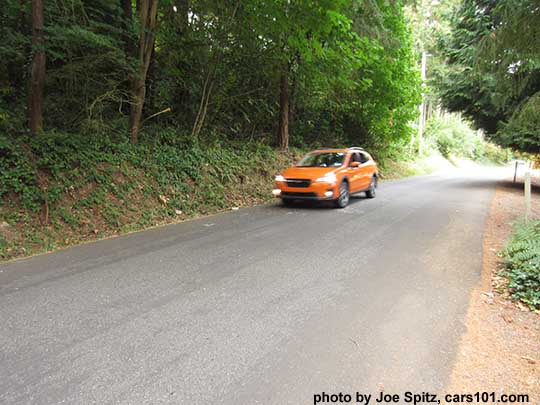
<box><xmin>282</xmin><ymin>166</ymin><xmax>339</xmax><ymax>179</ymax></box>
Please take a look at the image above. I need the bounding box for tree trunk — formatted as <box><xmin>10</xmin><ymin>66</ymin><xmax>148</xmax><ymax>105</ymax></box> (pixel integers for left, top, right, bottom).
<box><xmin>129</xmin><ymin>0</ymin><xmax>159</xmax><ymax>144</ymax></box>
<box><xmin>29</xmin><ymin>0</ymin><xmax>45</xmax><ymax>135</ymax></box>
<box><xmin>129</xmin><ymin>79</ymin><xmax>146</xmax><ymax>143</ymax></box>
<box><xmin>143</xmin><ymin>44</ymin><xmax>156</xmax><ymax>118</ymax></box>
<box><xmin>121</xmin><ymin>0</ymin><xmax>133</xmax><ymax>23</ymax></box>
<box><xmin>173</xmin><ymin>0</ymin><xmax>189</xmax><ymax>34</ymax></box>
<box><xmin>190</xmin><ymin>3</ymin><xmax>239</xmax><ymax>139</ymax></box>
<box><xmin>277</xmin><ymin>65</ymin><xmax>289</xmax><ymax>151</ymax></box>
<box><xmin>121</xmin><ymin>0</ymin><xmax>134</xmax><ymax>118</ymax></box>
<box><xmin>121</xmin><ymin>0</ymin><xmax>134</xmax><ymax>55</ymax></box>
<box><xmin>191</xmin><ymin>55</ymin><xmax>218</xmax><ymax>139</ymax></box>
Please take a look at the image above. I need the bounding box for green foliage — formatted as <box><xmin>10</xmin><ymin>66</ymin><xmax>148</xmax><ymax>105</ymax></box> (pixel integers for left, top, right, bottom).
<box><xmin>435</xmin><ymin>0</ymin><xmax>540</xmax><ymax>154</ymax></box>
<box><xmin>499</xmin><ymin>93</ymin><xmax>540</xmax><ymax>153</ymax></box>
<box><xmin>502</xmin><ymin>220</ymin><xmax>540</xmax><ymax>310</ymax></box>
<box><xmin>1</xmin><ymin>0</ymin><xmax>131</xmax><ymax>133</ymax></box>
<box><xmin>0</xmin><ymin>1</ymin><xmax>30</xmax><ymax>132</ymax></box>
<box><xmin>285</xmin><ymin>0</ymin><xmax>420</xmax><ymax>150</ymax></box>
<box><xmin>0</xmin><ymin>130</ymin><xmax>298</xmax><ymax>259</ymax></box>
<box><xmin>427</xmin><ymin>118</ymin><xmax>476</xmax><ymax>159</ymax></box>
<box><xmin>434</xmin><ymin>0</ymin><xmax>504</xmax><ymax>134</ymax></box>
<box><xmin>480</xmin><ymin>142</ymin><xmax>513</xmax><ymax>165</ymax></box>
<box><xmin>0</xmin><ymin>135</ymin><xmax>40</xmax><ymax>210</ymax></box>
<box><xmin>2</xmin><ymin>0</ymin><xmax>419</xmax><ymax>150</ymax></box>
<box><xmin>425</xmin><ymin>114</ymin><xmax>511</xmax><ymax>163</ymax></box>
<box><xmin>44</xmin><ymin>0</ymin><xmax>131</xmax><ymax>131</ymax></box>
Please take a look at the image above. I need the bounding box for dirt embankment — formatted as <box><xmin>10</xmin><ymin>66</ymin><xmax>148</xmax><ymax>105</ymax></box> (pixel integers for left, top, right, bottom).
<box><xmin>447</xmin><ymin>177</ymin><xmax>540</xmax><ymax>402</ymax></box>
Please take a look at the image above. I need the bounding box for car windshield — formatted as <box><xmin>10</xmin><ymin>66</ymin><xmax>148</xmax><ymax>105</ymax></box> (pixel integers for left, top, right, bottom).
<box><xmin>296</xmin><ymin>152</ymin><xmax>345</xmax><ymax>167</ymax></box>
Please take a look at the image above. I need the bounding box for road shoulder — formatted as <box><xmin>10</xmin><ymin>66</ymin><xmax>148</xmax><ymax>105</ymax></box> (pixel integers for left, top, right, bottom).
<box><xmin>446</xmin><ymin>178</ymin><xmax>540</xmax><ymax>402</ymax></box>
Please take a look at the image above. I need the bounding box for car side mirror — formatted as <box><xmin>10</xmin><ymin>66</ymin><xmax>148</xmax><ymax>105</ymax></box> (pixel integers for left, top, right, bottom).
<box><xmin>350</xmin><ymin>161</ymin><xmax>360</xmax><ymax>168</ymax></box>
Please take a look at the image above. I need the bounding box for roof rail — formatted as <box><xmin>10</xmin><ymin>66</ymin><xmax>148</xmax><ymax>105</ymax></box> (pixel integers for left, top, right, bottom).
<box><xmin>348</xmin><ymin>146</ymin><xmax>365</xmax><ymax>150</ymax></box>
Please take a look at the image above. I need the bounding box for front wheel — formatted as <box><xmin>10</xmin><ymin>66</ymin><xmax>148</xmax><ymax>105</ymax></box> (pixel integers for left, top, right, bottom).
<box><xmin>282</xmin><ymin>198</ymin><xmax>294</xmax><ymax>207</ymax></box>
<box><xmin>334</xmin><ymin>181</ymin><xmax>350</xmax><ymax>208</ymax></box>
<box><xmin>365</xmin><ymin>176</ymin><xmax>377</xmax><ymax>198</ymax></box>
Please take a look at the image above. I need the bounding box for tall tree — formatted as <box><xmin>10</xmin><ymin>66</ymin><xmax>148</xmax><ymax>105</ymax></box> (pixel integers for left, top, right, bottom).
<box><xmin>277</xmin><ymin>62</ymin><xmax>290</xmax><ymax>150</ymax></box>
<box><xmin>436</xmin><ymin>0</ymin><xmax>540</xmax><ymax>153</ymax></box>
<box><xmin>2</xmin><ymin>0</ymin><xmax>421</xmax><ymax>155</ymax></box>
<box><xmin>477</xmin><ymin>0</ymin><xmax>540</xmax><ymax>153</ymax></box>
<box><xmin>436</xmin><ymin>0</ymin><xmax>504</xmax><ymax>134</ymax></box>
<box><xmin>29</xmin><ymin>0</ymin><xmax>45</xmax><ymax>134</ymax></box>
<box><xmin>249</xmin><ymin>0</ymin><xmax>359</xmax><ymax>150</ymax></box>
<box><xmin>191</xmin><ymin>2</ymin><xmax>240</xmax><ymax>139</ymax></box>
<box><xmin>128</xmin><ymin>0</ymin><xmax>159</xmax><ymax>144</ymax></box>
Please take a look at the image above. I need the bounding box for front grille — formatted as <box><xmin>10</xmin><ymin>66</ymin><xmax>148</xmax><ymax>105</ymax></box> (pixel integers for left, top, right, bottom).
<box><xmin>285</xmin><ymin>178</ymin><xmax>311</xmax><ymax>188</ymax></box>
<box><xmin>282</xmin><ymin>192</ymin><xmax>317</xmax><ymax>198</ymax></box>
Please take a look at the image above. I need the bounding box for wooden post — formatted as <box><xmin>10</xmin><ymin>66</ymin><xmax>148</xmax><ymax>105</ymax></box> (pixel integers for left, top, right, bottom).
<box><xmin>524</xmin><ymin>171</ymin><xmax>531</xmax><ymax>223</ymax></box>
<box><xmin>513</xmin><ymin>161</ymin><xmax>518</xmax><ymax>183</ymax></box>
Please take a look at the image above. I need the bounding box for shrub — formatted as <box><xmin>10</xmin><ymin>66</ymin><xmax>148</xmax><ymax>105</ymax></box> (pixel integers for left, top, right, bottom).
<box><xmin>502</xmin><ymin>220</ymin><xmax>540</xmax><ymax>310</ymax></box>
<box><xmin>426</xmin><ymin>115</ymin><xmax>477</xmax><ymax>158</ymax></box>
<box><xmin>0</xmin><ymin>129</ymin><xmax>302</xmax><ymax>260</ymax></box>
<box><xmin>425</xmin><ymin>114</ymin><xmax>511</xmax><ymax>163</ymax></box>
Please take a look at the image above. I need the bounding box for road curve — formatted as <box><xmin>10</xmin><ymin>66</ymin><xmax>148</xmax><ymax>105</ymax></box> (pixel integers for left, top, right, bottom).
<box><xmin>0</xmin><ymin>168</ymin><xmax>506</xmax><ymax>404</ymax></box>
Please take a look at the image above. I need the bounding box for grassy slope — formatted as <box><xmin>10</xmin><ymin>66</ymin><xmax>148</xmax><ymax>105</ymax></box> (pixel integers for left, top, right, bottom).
<box><xmin>0</xmin><ymin>132</ymin><xmax>447</xmax><ymax>262</ymax></box>
<box><xmin>0</xmin><ymin>132</ymin><xmax>304</xmax><ymax>261</ymax></box>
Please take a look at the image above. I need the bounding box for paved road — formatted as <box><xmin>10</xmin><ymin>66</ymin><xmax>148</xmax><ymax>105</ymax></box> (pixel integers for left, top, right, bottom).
<box><xmin>0</xmin><ymin>168</ymin><xmax>506</xmax><ymax>404</ymax></box>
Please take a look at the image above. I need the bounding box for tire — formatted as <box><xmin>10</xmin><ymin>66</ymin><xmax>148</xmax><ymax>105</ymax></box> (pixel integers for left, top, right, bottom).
<box><xmin>334</xmin><ymin>181</ymin><xmax>350</xmax><ymax>208</ymax></box>
<box><xmin>282</xmin><ymin>198</ymin><xmax>294</xmax><ymax>207</ymax></box>
<box><xmin>365</xmin><ymin>175</ymin><xmax>377</xmax><ymax>198</ymax></box>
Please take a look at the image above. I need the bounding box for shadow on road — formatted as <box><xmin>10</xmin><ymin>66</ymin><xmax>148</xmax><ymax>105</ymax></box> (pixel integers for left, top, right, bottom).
<box><xmin>498</xmin><ymin>179</ymin><xmax>540</xmax><ymax>195</ymax></box>
<box><xmin>449</xmin><ymin>178</ymin><xmax>500</xmax><ymax>191</ymax></box>
<box><xmin>445</xmin><ymin>176</ymin><xmax>540</xmax><ymax>195</ymax></box>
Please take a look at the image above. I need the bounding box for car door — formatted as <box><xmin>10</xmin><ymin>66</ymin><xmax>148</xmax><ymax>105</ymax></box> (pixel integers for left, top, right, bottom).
<box><xmin>347</xmin><ymin>152</ymin><xmax>363</xmax><ymax>192</ymax></box>
<box><xmin>358</xmin><ymin>152</ymin><xmax>374</xmax><ymax>189</ymax></box>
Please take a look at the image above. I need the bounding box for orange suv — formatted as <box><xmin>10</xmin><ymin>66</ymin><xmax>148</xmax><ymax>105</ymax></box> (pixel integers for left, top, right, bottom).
<box><xmin>273</xmin><ymin>147</ymin><xmax>378</xmax><ymax>208</ymax></box>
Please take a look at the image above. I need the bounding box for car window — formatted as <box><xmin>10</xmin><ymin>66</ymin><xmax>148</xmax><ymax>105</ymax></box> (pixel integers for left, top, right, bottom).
<box><xmin>297</xmin><ymin>152</ymin><xmax>346</xmax><ymax>167</ymax></box>
<box><xmin>359</xmin><ymin>153</ymin><xmax>369</xmax><ymax>164</ymax></box>
<box><xmin>350</xmin><ymin>152</ymin><xmax>361</xmax><ymax>165</ymax></box>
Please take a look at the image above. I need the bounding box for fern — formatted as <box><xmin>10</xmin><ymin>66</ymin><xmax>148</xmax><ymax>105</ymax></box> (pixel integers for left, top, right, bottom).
<box><xmin>502</xmin><ymin>220</ymin><xmax>540</xmax><ymax>310</ymax></box>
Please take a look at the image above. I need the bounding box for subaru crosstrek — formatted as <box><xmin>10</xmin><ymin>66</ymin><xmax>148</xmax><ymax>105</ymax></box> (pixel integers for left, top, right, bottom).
<box><xmin>272</xmin><ymin>147</ymin><xmax>378</xmax><ymax>208</ymax></box>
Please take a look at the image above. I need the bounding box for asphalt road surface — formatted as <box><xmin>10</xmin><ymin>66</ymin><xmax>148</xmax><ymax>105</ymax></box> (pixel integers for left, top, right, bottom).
<box><xmin>0</xmin><ymin>167</ymin><xmax>507</xmax><ymax>404</ymax></box>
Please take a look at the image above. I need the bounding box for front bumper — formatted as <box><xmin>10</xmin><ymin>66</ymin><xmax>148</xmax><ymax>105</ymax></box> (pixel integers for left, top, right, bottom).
<box><xmin>273</xmin><ymin>181</ymin><xmax>337</xmax><ymax>200</ymax></box>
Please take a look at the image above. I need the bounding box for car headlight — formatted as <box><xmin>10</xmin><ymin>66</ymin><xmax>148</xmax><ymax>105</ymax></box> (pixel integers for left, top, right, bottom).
<box><xmin>315</xmin><ymin>172</ymin><xmax>337</xmax><ymax>183</ymax></box>
<box><xmin>275</xmin><ymin>174</ymin><xmax>285</xmax><ymax>182</ymax></box>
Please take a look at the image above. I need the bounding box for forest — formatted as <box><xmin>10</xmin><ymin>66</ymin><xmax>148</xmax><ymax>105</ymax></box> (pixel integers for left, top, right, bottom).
<box><xmin>0</xmin><ymin>0</ymin><xmax>539</xmax><ymax>259</ymax></box>
<box><xmin>2</xmin><ymin>0</ymin><xmax>421</xmax><ymax>149</ymax></box>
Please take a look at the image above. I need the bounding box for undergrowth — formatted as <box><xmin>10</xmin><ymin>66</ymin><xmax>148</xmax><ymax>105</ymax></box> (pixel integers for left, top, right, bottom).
<box><xmin>425</xmin><ymin>115</ymin><xmax>512</xmax><ymax>164</ymax></box>
<box><xmin>502</xmin><ymin>220</ymin><xmax>540</xmax><ymax>310</ymax></box>
<box><xmin>0</xmin><ymin>130</ymin><xmax>301</xmax><ymax>260</ymax></box>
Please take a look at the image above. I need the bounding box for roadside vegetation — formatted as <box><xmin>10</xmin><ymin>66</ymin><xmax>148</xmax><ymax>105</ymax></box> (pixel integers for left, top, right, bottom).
<box><xmin>502</xmin><ymin>220</ymin><xmax>540</xmax><ymax>311</ymax></box>
<box><xmin>0</xmin><ymin>132</ymin><xmax>306</xmax><ymax>260</ymax></box>
<box><xmin>424</xmin><ymin>114</ymin><xmax>512</xmax><ymax>165</ymax></box>
<box><xmin>433</xmin><ymin>0</ymin><xmax>540</xmax><ymax>155</ymax></box>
